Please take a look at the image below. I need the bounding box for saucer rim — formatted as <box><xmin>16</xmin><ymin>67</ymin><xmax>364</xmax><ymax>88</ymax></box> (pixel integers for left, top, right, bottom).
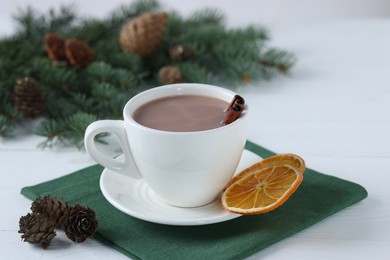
<box><xmin>99</xmin><ymin>149</ymin><xmax>262</xmax><ymax>226</ymax></box>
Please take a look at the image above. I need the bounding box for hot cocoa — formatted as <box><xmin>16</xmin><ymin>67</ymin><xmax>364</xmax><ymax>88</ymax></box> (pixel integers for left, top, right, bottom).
<box><xmin>133</xmin><ymin>95</ymin><xmax>229</xmax><ymax>132</ymax></box>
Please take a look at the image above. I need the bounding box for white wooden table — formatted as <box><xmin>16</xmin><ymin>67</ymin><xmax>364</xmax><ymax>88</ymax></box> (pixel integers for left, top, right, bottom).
<box><xmin>1</xmin><ymin>1</ymin><xmax>389</xmax><ymax>259</ymax></box>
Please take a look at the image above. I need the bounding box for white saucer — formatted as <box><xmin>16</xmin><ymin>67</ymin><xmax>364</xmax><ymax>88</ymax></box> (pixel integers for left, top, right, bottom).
<box><xmin>99</xmin><ymin>149</ymin><xmax>262</xmax><ymax>226</ymax></box>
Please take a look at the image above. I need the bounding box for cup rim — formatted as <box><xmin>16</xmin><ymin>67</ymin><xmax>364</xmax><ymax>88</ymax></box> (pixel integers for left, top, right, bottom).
<box><xmin>123</xmin><ymin>83</ymin><xmax>247</xmax><ymax>134</ymax></box>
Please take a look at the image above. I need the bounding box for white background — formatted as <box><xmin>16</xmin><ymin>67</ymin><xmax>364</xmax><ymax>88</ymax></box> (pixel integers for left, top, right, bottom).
<box><xmin>1</xmin><ymin>1</ymin><xmax>390</xmax><ymax>259</ymax></box>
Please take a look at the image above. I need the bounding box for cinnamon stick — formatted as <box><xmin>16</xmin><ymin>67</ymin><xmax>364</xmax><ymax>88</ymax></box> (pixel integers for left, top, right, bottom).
<box><xmin>222</xmin><ymin>95</ymin><xmax>245</xmax><ymax>125</ymax></box>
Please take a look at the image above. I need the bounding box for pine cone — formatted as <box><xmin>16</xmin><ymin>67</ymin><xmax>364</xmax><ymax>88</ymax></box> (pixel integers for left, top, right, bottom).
<box><xmin>158</xmin><ymin>65</ymin><xmax>181</xmax><ymax>85</ymax></box>
<box><xmin>31</xmin><ymin>196</ymin><xmax>69</xmax><ymax>229</ymax></box>
<box><xmin>19</xmin><ymin>213</ymin><xmax>56</xmax><ymax>249</ymax></box>
<box><xmin>169</xmin><ymin>44</ymin><xmax>196</xmax><ymax>61</ymax></box>
<box><xmin>63</xmin><ymin>205</ymin><xmax>98</xmax><ymax>243</ymax></box>
<box><xmin>65</xmin><ymin>39</ymin><xmax>94</xmax><ymax>68</ymax></box>
<box><xmin>119</xmin><ymin>12</ymin><xmax>168</xmax><ymax>57</ymax></box>
<box><xmin>44</xmin><ymin>32</ymin><xmax>67</xmax><ymax>64</ymax></box>
<box><xmin>14</xmin><ymin>77</ymin><xmax>45</xmax><ymax>118</ymax></box>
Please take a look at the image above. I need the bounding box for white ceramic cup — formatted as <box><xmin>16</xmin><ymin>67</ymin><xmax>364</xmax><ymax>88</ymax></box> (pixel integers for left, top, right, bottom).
<box><xmin>84</xmin><ymin>83</ymin><xmax>247</xmax><ymax>207</ymax></box>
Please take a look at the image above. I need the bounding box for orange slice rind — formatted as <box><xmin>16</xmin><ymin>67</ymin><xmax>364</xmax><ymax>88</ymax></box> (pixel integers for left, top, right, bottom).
<box><xmin>222</xmin><ymin>165</ymin><xmax>303</xmax><ymax>215</ymax></box>
<box><xmin>226</xmin><ymin>153</ymin><xmax>306</xmax><ymax>188</ymax></box>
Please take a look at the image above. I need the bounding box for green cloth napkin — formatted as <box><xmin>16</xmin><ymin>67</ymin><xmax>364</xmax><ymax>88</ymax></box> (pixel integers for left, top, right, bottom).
<box><xmin>21</xmin><ymin>141</ymin><xmax>368</xmax><ymax>260</ymax></box>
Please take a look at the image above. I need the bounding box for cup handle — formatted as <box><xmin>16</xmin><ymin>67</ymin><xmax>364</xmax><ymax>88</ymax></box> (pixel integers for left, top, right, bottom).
<box><xmin>84</xmin><ymin>120</ymin><xmax>142</xmax><ymax>179</ymax></box>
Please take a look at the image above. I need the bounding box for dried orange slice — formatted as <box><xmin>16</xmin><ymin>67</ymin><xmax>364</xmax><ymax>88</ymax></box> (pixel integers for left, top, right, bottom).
<box><xmin>226</xmin><ymin>153</ymin><xmax>306</xmax><ymax>188</ymax></box>
<box><xmin>222</xmin><ymin>165</ymin><xmax>303</xmax><ymax>215</ymax></box>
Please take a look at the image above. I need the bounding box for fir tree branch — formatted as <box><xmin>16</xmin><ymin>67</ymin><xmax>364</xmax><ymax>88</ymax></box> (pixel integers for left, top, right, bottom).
<box><xmin>0</xmin><ymin>115</ymin><xmax>14</xmax><ymax>137</ymax></box>
<box><xmin>186</xmin><ymin>8</ymin><xmax>226</xmax><ymax>26</ymax></box>
<box><xmin>35</xmin><ymin>112</ymin><xmax>100</xmax><ymax>149</ymax></box>
<box><xmin>0</xmin><ymin>0</ymin><xmax>296</xmax><ymax>148</ymax></box>
<box><xmin>259</xmin><ymin>48</ymin><xmax>297</xmax><ymax>77</ymax></box>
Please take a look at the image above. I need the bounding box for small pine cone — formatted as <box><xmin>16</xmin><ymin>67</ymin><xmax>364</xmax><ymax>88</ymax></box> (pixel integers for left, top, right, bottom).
<box><xmin>31</xmin><ymin>196</ymin><xmax>69</xmax><ymax>229</ymax></box>
<box><xmin>44</xmin><ymin>32</ymin><xmax>67</xmax><ymax>63</ymax></box>
<box><xmin>65</xmin><ymin>39</ymin><xmax>94</xmax><ymax>68</ymax></box>
<box><xmin>63</xmin><ymin>205</ymin><xmax>98</xmax><ymax>243</ymax></box>
<box><xmin>14</xmin><ymin>77</ymin><xmax>45</xmax><ymax>118</ymax></box>
<box><xmin>19</xmin><ymin>213</ymin><xmax>56</xmax><ymax>249</ymax></box>
<box><xmin>158</xmin><ymin>65</ymin><xmax>181</xmax><ymax>85</ymax></box>
<box><xmin>119</xmin><ymin>12</ymin><xmax>168</xmax><ymax>57</ymax></box>
<box><xmin>169</xmin><ymin>44</ymin><xmax>196</xmax><ymax>62</ymax></box>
